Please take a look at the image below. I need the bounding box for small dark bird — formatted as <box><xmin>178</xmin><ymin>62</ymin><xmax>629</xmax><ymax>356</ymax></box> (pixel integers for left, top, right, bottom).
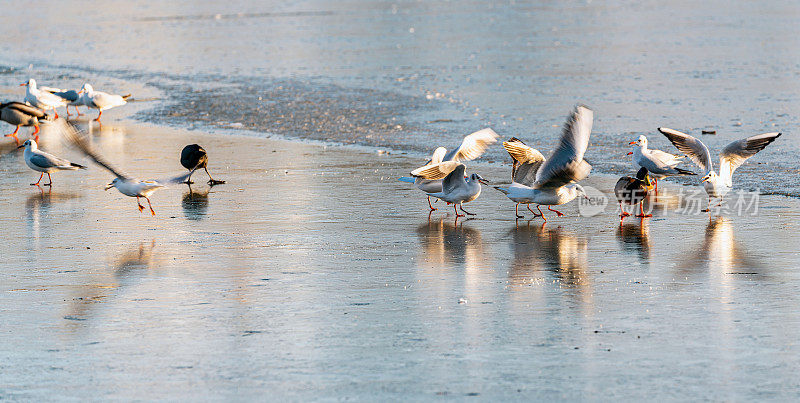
<box><xmin>615</xmin><ymin>167</ymin><xmax>653</xmax><ymax>221</ymax></box>
<box><xmin>180</xmin><ymin>144</ymin><xmax>225</xmax><ymax>185</ymax></box>
<box><xmin>1</xmin><ymin>102</ymin><xmax>49</xmax><ymax>145</ymax></box>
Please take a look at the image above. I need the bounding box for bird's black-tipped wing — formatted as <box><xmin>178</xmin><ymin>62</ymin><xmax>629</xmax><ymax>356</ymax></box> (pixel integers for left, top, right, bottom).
<box><xmin>60</xmin><ymin>120</ymin><xmax>129</xmax><ymax>179</ymax></box>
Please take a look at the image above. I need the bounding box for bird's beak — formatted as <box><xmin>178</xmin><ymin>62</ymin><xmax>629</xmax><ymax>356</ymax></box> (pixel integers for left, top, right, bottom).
<box><xmin>19</xmin><ymin>82</ymin><xmax>27</xmax><ymax>87</ymax></box>
<box><xmin>628</xmin><ymin>141</ymin><xmax>637</xmax><ymax>145</ymax></box>
<box><xmin>478</xmin><ymin>178</ymin><xmax>490</xmax><ymax>185</ymax></box>
<box><xmin>626</xmin><ymin>151</ymin><xmax>633</xmax><ymax>155</ymax></box>
<box><xmin>104</xmin><ymin>183</ymin><xmax>114</xmax><ymax>190</ymax></box>
<box><xmin>16</xmin><ymin>144</ymin><xmax>24</xmax><ymax>149</ymax></box>
<box><xmin>701</xmin><ymin>176</ymin><xmax>710</xmax><ymax>183</ymax></box>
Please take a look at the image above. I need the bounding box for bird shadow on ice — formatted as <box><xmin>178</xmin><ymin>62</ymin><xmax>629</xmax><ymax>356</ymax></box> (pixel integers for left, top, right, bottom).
<box><xmin>182</xmin><ymin>185</ymin><xmax>209</xmax><ymax>220</ymax></box>
<box><xmin>416</xmin><ymin>216</ymin><xmax>484</xmax><ymax>268</ymax></box>
<box><xmin>63</xmin><ymin>240</ymin><xmax>159</xmax><ymax>330</ymax></box>
<box><xmin>616</xmin><ymin>217</ymin><xmax>651</xmax><ymax>263</ymax></box>
<box><xmin>507</xmin><ymin>221</ymin><xmax>590</xmax><ymax>292</ymax></box>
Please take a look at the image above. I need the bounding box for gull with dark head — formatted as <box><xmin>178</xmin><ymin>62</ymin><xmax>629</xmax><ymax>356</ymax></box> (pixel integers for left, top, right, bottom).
<box><xmin>628</xmin><ymin>135</ymin><xmax>695</xmax><ymax>193</ymax></box>
<box><xmin>1</xmin><ymin>102</ymin><xmax>49</xmax><ymax>145</ymax></box>
<box><xmin>659</xmin><ymin>127</ymin><xmax>782</xmax><ymax>211</ymax></box>
<box><xmin>413</xmin><ymin>163</ymin><xmax>489</xmax><ymax>218</ymax></box>
<box><xmin>18</xmin><ymin>139</ymin><xmax>86</xmax><ymax>186</ymax></box>
<box><xmin>399</xmin><ymin>128</ymin><xmax>498</xmax><ymax>211</ymax></box>
<box><xmin>495</xmin><ymin>105</ymin><xmax>593</xmax><ymax>221</ymax></box>
<box><xmin>61</xmin><ymin>121</ymin><xmax>190</xmax><ymax>216</ymax></box>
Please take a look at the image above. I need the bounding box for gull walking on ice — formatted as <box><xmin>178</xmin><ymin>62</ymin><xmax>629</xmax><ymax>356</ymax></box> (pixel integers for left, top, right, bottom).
<box><xmin>416</xmin><ymin>163</ymin><xmax>489</xmax><ymax>218</ymax></box>
<box><xmin>495</xmin><ymin>105</ymin><xmax>593</xmax><ymax>221</ymax></box>
<box><xmin>79</xmin><ymin>84</ymin><xmax>130</xmax><ymax>122</ymax></box>
<box><xmin>42</xmin><ymin>86</ymin><xmax>85</xmax><ymax>117</ymax></box>
<box><xmin>18</xmin><ymin>139</ymin><xmax>85</xmax><ymax>186</ymax></box>
<box><xmin>21</xmin><ymin>79</ymin><xmax>67</xmax><ymax>119</ymax></box>
<box><xmin>400</xmin><ymin>128</ymin><xmax>498</xmax><ymax>211</ymax></box>
<box><xmin>659</xmin><ymin>127</ymin><xmax>781</xmax><ymax>211</ymax></box>
<box><xmin>628</xmin><ymin>135</ymin><xmax>695</xmax><ymax>193</ymax></box>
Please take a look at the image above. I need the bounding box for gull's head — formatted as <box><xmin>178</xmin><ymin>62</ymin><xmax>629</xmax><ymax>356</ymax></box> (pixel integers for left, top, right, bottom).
<box><xmin>79</xmin><ymin>83</ymin><xmax>92</xmax><ymax>94</ymax></box>
<box><xmin>574</xmin><ymin>184</ymin><xmax>589</xmax><ymax>200</ymax></box>
<box><xmin>105</xmin><ymin>177</ymin><xmax>121</xmax><ymax>190</ymax></box>
<box><xmin>629</xmin><ymin>135</ymin><xmax>647</xmax><ymax>147</ymax></box>
<box><xmin>20</xmin><ymin>78</ymin><xmax>34</xmax><ymax>88</ymax></box>
<box><xmin>701</xmin><ymin>172</ymin><xmax>716</xmax><ymax>183</ymax></box>
<box><xmin>17</xmin><ymin>139</ymin><xmax>36</xmax><ymax>150</ymax></box>
<box><xmin>470</xmin><ymin>173</ymin><xmax>489</xmax><ymax>186</ymax></box>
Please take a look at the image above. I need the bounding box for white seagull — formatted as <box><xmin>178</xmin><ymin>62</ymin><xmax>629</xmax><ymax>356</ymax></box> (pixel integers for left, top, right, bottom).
<box><xmin>495</xmin><ymin>105</ymin><xmax>593</xmax><ymax>221</ymax></box>
<box><xmin>18</xmin><ymin>139</ymin><xmax>86</xmax><ymax>186</ymax></box>
<box><xmin>628</xmin><ymin>135</ymin><xmax>695</xmax><ymax>193</ymax></box>
<box><xmin>61</xmin><ymin>121</ymin><xmax>190</xmax><ymax>216</ymax></box>
<box><xmin>400</xmin><ymin>128</ymin><xmax>498</xmax><ymax>211</ymax></box>
<box><xmin>415</xmin><ymin>163</ymin><xmax>488</xmax><ymax>217</ymax></box>
<box><xmin>79</xmin><ymin>83</ymin><xmax>129</xmax><ymax>122</ymax></box>
<box><xmin>659</xmin><ymin>127</ymin><xmax>782</xmax><ymax>210</ymax></box>
<box><xmin>21</xmin><ymin>79</ymin><xmax>67</xmax><ymax>119</ymax></box>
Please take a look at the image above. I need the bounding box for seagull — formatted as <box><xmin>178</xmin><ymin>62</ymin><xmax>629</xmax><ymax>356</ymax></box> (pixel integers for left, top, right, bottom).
<box><xmin>659</xmin><ymin>127</ymin><xmax>782</xmax><ymax>211</ymax></box>
<box><xmin>1</xmin><ymin>102</ymin><xmax>49</xmax><ymax>145</ymax></box>
<box><xmin>494</xmin><ymin>105</ymin><xmax>593</xmax><ymax>221</ymax></box>
<box><xmin>79</xmin><ymin>84</ymin><xmax>130</xmax><ymax>122</ymax></box>
<box><xmin>180</xmin><ymin>144</ymin><xmax>225</xmax><ymax>185</ymax></box>
<box><xmin>18</xmin><ymin>139</ymin><xmax>86</xmax><ymax>186</ymax></box>
<box><xmin>628</xmin><ymin>135</ymin><xmax>695</xmax><ymax>193</ymax></box>
<box><xmin>414</xmin><ymin>163</ymin><xmax>488</xmax><ymax>217</ymax></box>
<box><xmin>41</xmin><ymin>86</ymin><xmax>85</xmax><ymax>117</ymax></box>
<box><xmin>61</xmin><ymin>121</ymin><xmax>190</xmax><ymax>216</ymax></box>
<box><xmin>614</xmin><ymin>167</ymin><xmax>653</xmax><ymax>221</ymax></box>
<box><xmin>498</xmin><ymin>137</ymin><xmax>546</xmax><ymax>218</ymax></box>
<box><xmin>401</xmin><ymin>128</ymin><xmax>498</xmax><ymax>211</ymax></box>
<box><xmin>21</xmin><ymin>79</ymin><xmax>67</xmax><ymax>119</ymax></box>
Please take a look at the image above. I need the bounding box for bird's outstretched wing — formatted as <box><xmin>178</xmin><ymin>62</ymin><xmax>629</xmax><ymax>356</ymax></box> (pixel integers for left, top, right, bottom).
<box><xmin>156</xmin><ymin>170</ymin><xmax>195</xmax><ymax>185</ymax></box>
<box><xmin>442</xmin><ymin>163</ymin><xmax>467</xmax><ymax>194</ymax></box>
<box><xmin>59</xmin><ymin>119</ymin><xmax>129</xmax><ymax>179</ymax></box>
<box><xmin>503</xmin><ymin>137</ymin><xmax>546</xmax><ymax>186</ymax></box>
<box><xmin>443</xmin><ymin>128</ymin><xmax>499</xmax><ymax>162</ymax></box>
<box><xmin>411</xmin><ymin>160</ymin><xmax>461</xmax><ymax>180</ymax></box>
<box><xmin>658</xmin><ymin>127</ymin><xmax>712</xmax><ymax>174</ymax></box>
<box><xmin>719</xmin><ymin>132</ymin><xmax>781</xmax><ymax>183</ymax></box>
<box><xmin>534</xmin><ymin>105</ymin><xmax>593</xmax><ymax>189</ymax></box>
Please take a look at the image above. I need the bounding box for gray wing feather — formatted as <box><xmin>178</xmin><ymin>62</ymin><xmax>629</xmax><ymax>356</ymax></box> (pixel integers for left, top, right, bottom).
<box><xmin>29</xmin><ymin>153</ymin><xmax>62</xmax><ymax>169</ymax></box>
<box><xmin>658</xmin><ymin>127</ymin><xmax>712</xmax><ymax>173</ymax></box>
<box><xmin>534</xmin><ymin>105</ymin><xmax>593</xmax><ymax>189</ymax></box>
<box><xmin>59</xmin><ymin>120</ymin><xmax>129</xmax><ymax>179</ymax></box>
<box><xmin>442</xmin><ymin>164</ymin><xmax>466</xmax><ymax>194</ymax></box>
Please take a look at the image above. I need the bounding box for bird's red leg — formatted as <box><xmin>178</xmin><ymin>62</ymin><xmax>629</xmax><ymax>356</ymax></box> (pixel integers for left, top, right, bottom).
<box><xmin>427</xmin><ymin>196</ymin><xmax>437</xmax><ymax>211</ymax></box>
<box><xmin>537</xmin><ymin>205</ymin><xmax>547</xmax><ymax>221</ymax></box>
<box><xmin>635</xmin><ymin>202</ymin><xmax>652</xmax><ymax>218</ymax></box>
<box><xmin>31</xmin><ymin>173</ymin><xmax>43</xmax><ymax>186</ymax></box>
<box><xmin>44</xmin><ymin>173</ymin><xmax>52</xmax><ymax>186</ymax></box>
<box><xmin>52</xmin><ymin>107</ymin><xmax>58</xmax><ymax>119</ymax></box>
<box><xmin>619</xmin><ymin>202</ymin><xmax>631</xmax><ymax>220</ymax></box>
<box><xmin>65</xmin><ymin>105</ymin><xmax>72</xmax><ymax>117</ymax></box>
<box><xmin>137</xmin><ymin>196</ymin><xmax>145</xmax><ymax>212</ymax></box>
<box><xmin>5</xmin><ymin>126</ymin><xmax>20</xmax><ymax>145</ymax></box>
<box><xmin>75</xmin><ymin>106</ymin><xmax>83</xmax><ymax>116</ymax></box>
<box><xmin>145</xmin><ymin>197</ymin><xmax>156</xmax><ymax>216</ymax></box>
<box><xmin>31</xmin><ymin>125</ymin><xmax>40</xmax><ymax>142</ymax></box>
<box><xmin>458</xmin><ymin>204</ymin><xmax>475</xmax><ymax>216</ymax></box>
<box><xmin>527</xmin><ymin>204</ymin><xmax>543</xmax><ymax>217</ymax></box>
<box><xmin>453</xmin><ymin>203</ymin><xmax>464</xmax><ymax>218</ymax></box>
<box><xmin>515</xmin><ymin>203</ymin><xmax>523</xmax><ymax>218</ymax></box>
<box><xmin>94</xmin><ymin>110</ymin><xmax>102</xmax><ymax>122</ymax></box>
<box><xmin>654</xmin><ymin>178</ymin><xmax>658</xmax><ymax>194</ymax></box>
<box><xmin>548</xmin><ymin>206</ymin><xmax>565</xmax><ymax>217</ymax></box>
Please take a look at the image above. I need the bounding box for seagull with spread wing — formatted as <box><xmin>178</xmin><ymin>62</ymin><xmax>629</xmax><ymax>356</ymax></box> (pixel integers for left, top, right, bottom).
<box><xmin>60</xmin><ymin>121</ymin><xmax>191</xmax><ymax>216</ymax></box>
<box><xmin>659</xmin><ymin>127</ymin><xmax>782</xmax><ymax>211</ymax></box>
<box><xmin>494</xmin><ymin>105</ymin><xmax>593</xmax><ymax>221</ymax></box>
<box><xmin>414</xmin><ymin>163</ymin><xmax>489</xmax><ymax>218</ymax></box>
<box><xmin>399</xmin><ymin>128</ymin><xmax>498</xmax><ymax>211</ymax></box>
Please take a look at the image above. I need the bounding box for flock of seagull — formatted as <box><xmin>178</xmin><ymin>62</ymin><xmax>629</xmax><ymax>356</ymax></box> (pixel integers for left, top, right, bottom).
<box><xmin>401</xmin><ymin>105</ymin><xmax>782</xmax><ymax>221</ymax></box>
<box><xmin>2</xmin><ymin>78</ymin><xmax>224</xmax><ymax>215</ymax></box>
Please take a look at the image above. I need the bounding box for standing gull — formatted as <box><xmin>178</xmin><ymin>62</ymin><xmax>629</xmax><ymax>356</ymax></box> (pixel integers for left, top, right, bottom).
<box><xmin>79</xmin><ymin>84</ymin><xmax>130</xmax><ymax>122</ymax></box>
<box><xmin>414</xmin><ymin>163</ymin><xmax>488</xmax><ymax>218</ymax></box>
<box><xmin>498</xmin><ymin>137</ymin><xmax>546</xmax><ymax>218</ymax></box>
<box><xmin>400</xmin><ymin>128</ymin><xmax>498</xmax><ymax>211</ymax></box>
<box><xmin>494</xmin><ymin>105</ymin><xmax>593</xmax><ymax>221</ymax></box>
<box><xmin>61</xmin><ymin>121</ymin><xmax>191</xmax><ymax>216</ymax></box>
<box><xmin>180</xmin><ymin>144</ymin><xmax>225</xmax><ymax>185</ymax></box>
<box><xmin>18</xmin><ymin>139</ymin><xmax>86</xmax><ymax>186</ymax></box>
<box><xmin>1</xmin><ymin>102</ymin><xmax>49</xmax><ymax>145</ymax></box>
<box><xmin>21</xmin><ymin>79</ymin><xmax>67</xmax><ymax>119</ymax></box>
<box><xmin>659</xmin><ymin>127</ymin><xmax>782</xmax><ymax>211</ymax></box>
<box><xmin>628</xmin><ymin>135</ymin><xmax>695</xmax><ymax>193</ymax></box>
<box><xmin>42</xmin><ymin>86</ymin><xmax>85</xmax><ymax>117</ymax></box>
